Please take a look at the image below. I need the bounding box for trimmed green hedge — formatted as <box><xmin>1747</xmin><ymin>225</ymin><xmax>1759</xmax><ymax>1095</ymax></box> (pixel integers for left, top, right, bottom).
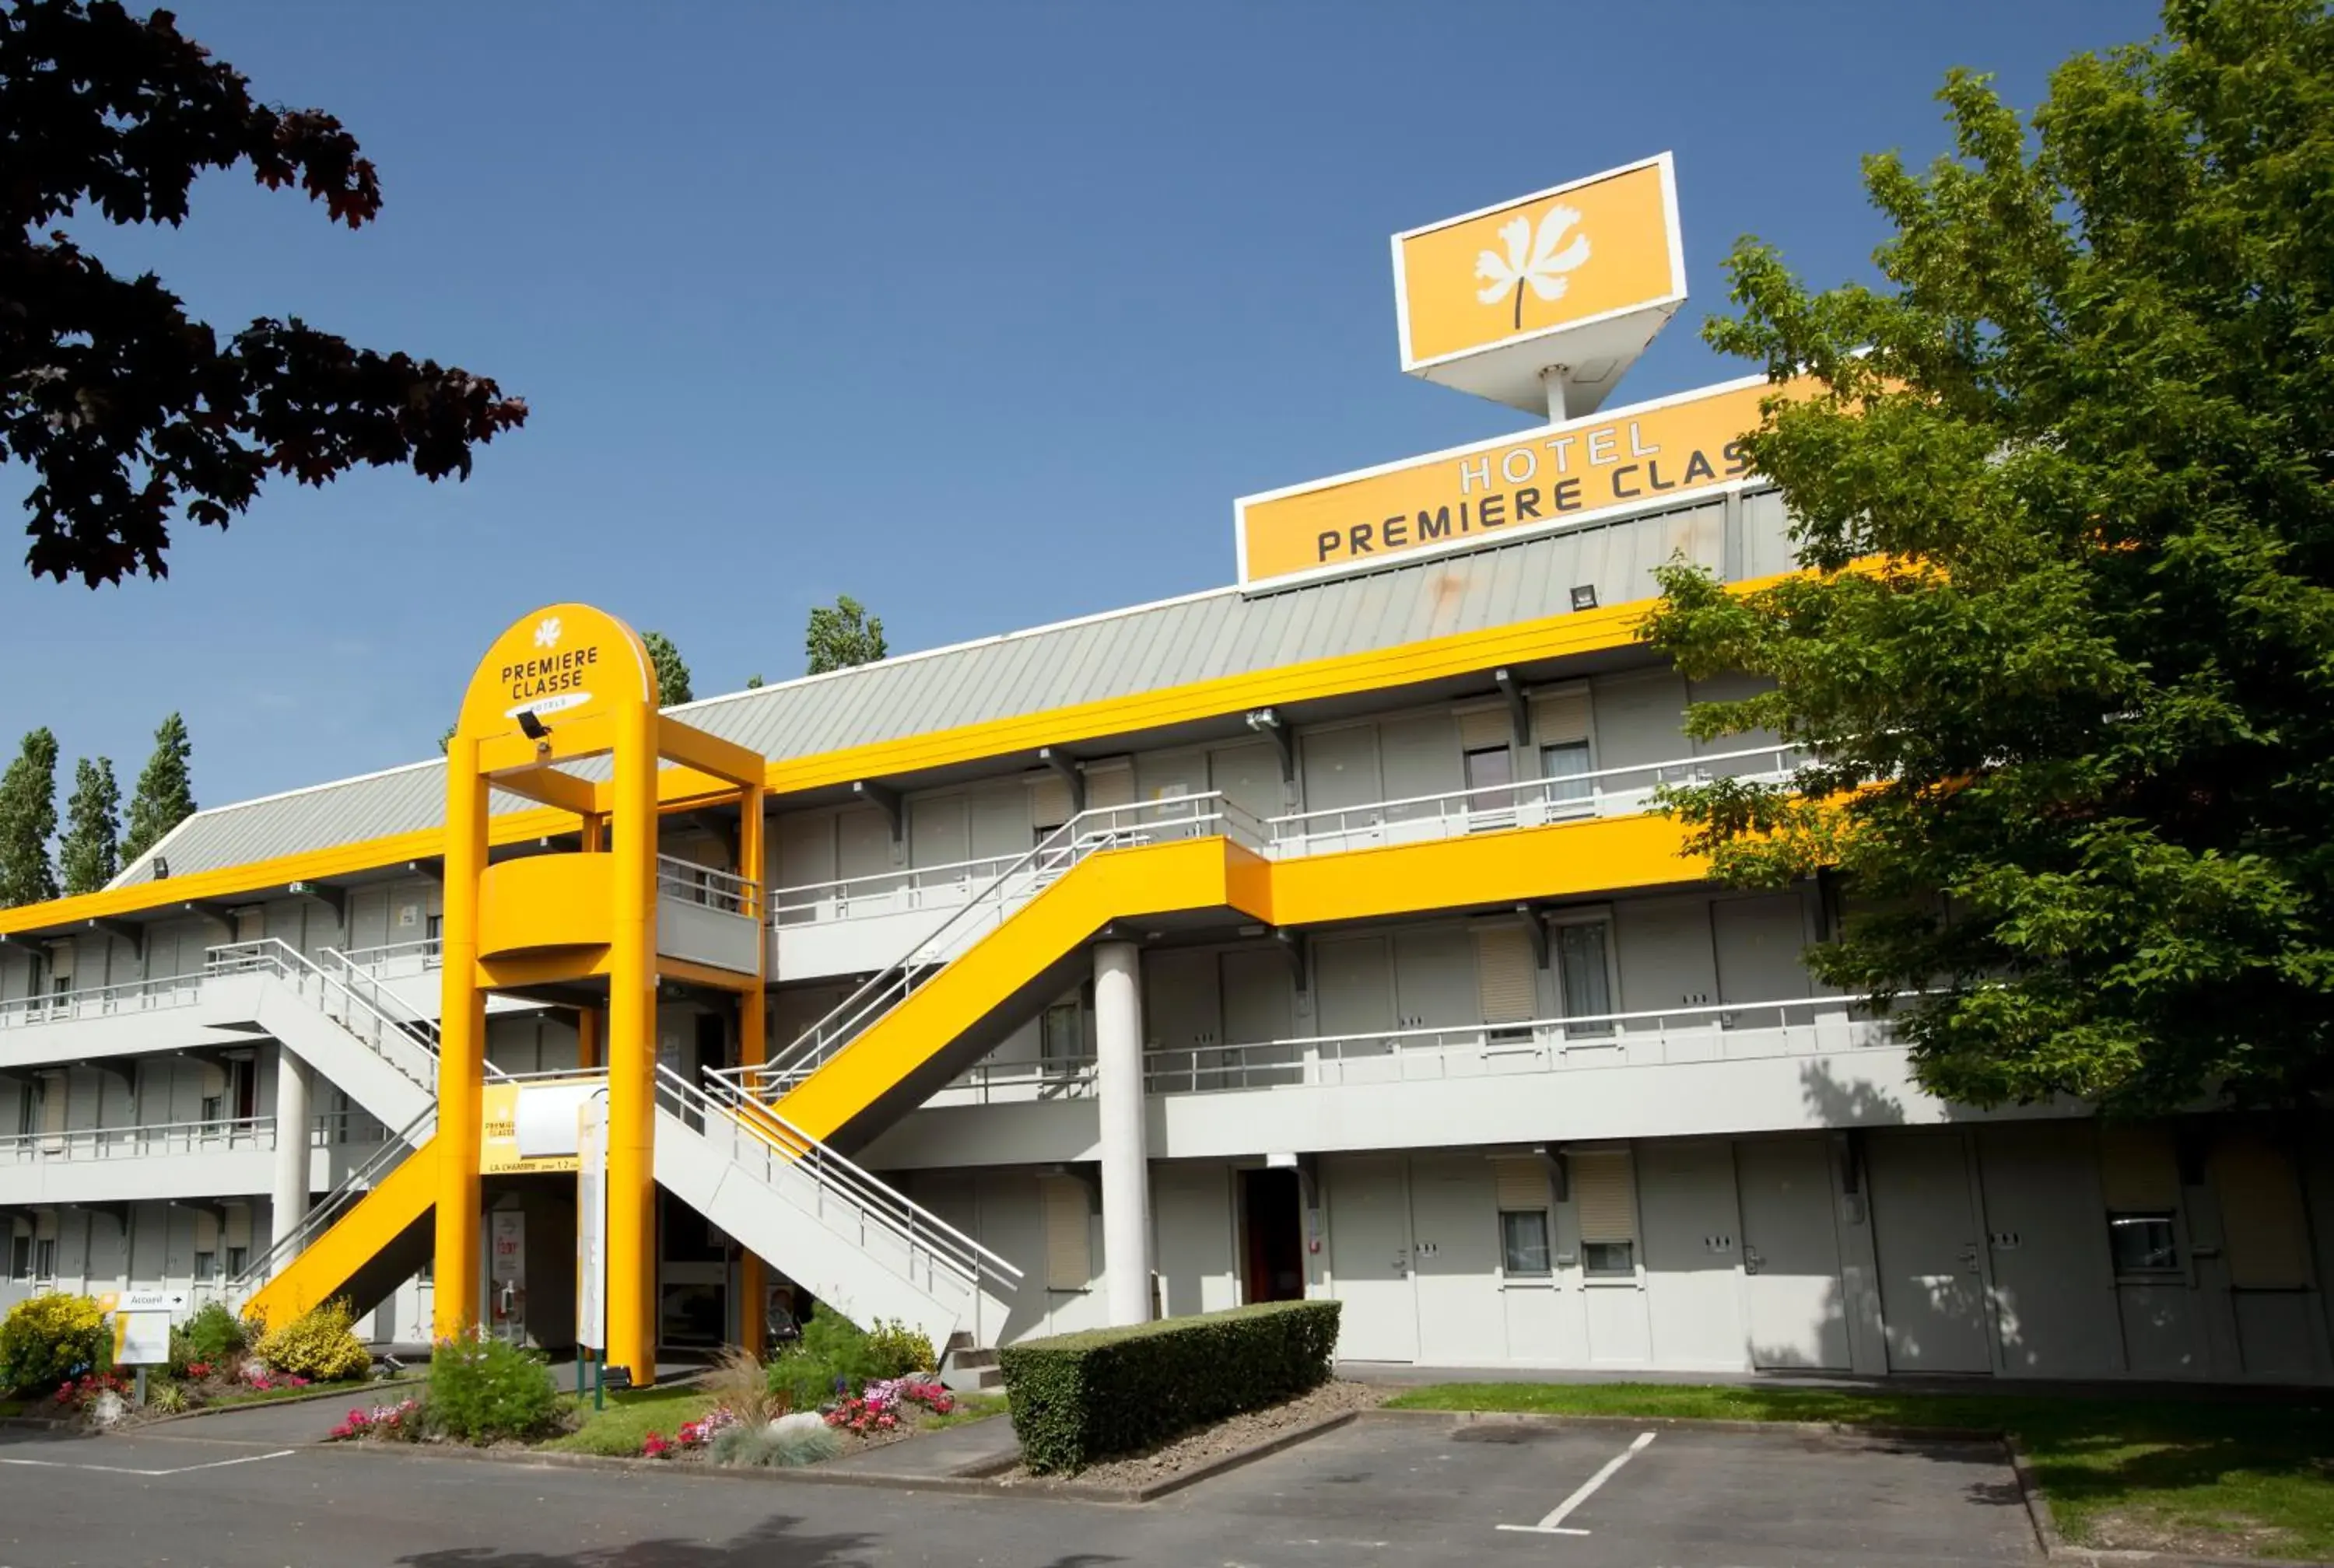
<box><xmin>997</xmin><ymin>1299</ymin><xmax>1340</xmax><ymax>1474</ymax></box>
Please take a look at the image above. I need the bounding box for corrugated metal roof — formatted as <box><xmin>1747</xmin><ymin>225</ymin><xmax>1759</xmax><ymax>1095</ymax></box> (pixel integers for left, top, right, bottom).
<box><xmin>114</xmin><ymin>493</ymin><xmax>1754</xmax><ymax>889</ymax></box>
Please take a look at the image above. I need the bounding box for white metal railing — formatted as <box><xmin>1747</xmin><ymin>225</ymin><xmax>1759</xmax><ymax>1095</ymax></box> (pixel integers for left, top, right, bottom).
<box><xmin>230</xmin><ymin>1105</ymin><xmax>434</xmax><ymax>1294</ymax></box>
<box><xmin>1144</xmin><ymin>996</ymin><xmax>1900</xmax><ymax>1093</ymax></box>
<box><xmin>0</xmin><ymin>1114</ymin><xmax>275</xmax><ymax>1163</ymax></box>
<box><xmin>915</xmin><ymin>996</ymin><xmax>1908</xmax><ymax>1106</ymax></box>
<box><xmin>773</xmin><ymin>849</ymin><xmax>1026</xmax><ymax>928</ymax></box>
<box><xmin>923</xmin><ymin>1053</ymin><xmax>1102</xmax><ymax>1107</ymax></box>
<box><xmin>666</xmin><ymin>1065</ymin><xmax>1021</xmax><ymax>1299</ymax></box>
<box><xmin>335</xmin><ymin>938</ymin><xmax>443</xmax><ymax>975</ymax></box>
<box><xmin>0</xmin><ymin>1111</ymin><xmax>394</xmax><ymax>1165</ymax></box>
<box><xmin>0</xmin><ymin>971</ymin><xmax>205</xmax><ymax>1030</ymax></box>
<box><xmin>657</xmin><ymin>855</ymin><xmax>762</xmax><ymax>920</ymax></box>
<box><xmin>724</xmin><ymin>793</ymin><xmax>1266</xmax><ymax>1097</ymax></box>
<box><xmin>205</xmin><ymin>939</ymin><xmax>442</xmax><ymax>1090</ymax></box>
<box><xmin>1263</xmin><ymin>742</ymin><xmax>1802</xmax><ymax>858</ymax></box>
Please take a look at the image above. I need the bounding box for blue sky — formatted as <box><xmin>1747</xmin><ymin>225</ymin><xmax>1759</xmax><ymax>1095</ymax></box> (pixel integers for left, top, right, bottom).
<box><xmin>4</xmin><ymin>0</ymin><xmax>2156</xmax><ymax>813</ymax></box>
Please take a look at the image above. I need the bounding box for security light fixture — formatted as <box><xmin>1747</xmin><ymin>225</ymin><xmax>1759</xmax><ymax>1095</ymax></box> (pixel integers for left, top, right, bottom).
<box><xmin>1570</xmin><ymin>584</ymin><xmax>1599</xmax><ymax>612</ymax></box>
<box><xmin>152</xmin><ymin>856</ymin><xmax>169</xmax><ymax>880</ymax></box>
<box><xmin>517</xmin><ymin>709</ymin><xmax>552</xmax><ymax>741</ymax></box>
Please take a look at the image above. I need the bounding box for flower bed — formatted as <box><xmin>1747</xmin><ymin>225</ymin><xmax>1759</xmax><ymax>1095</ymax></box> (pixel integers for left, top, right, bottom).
<box><xmin>629</xmin><ymin>1378</ymin><xmax>962</xmax><ymax>1465</ymax></box>
<box><xmin>329</xmin><ymin>1396</ymin><xmax>423</xmax><ymax>1442</ymax></box>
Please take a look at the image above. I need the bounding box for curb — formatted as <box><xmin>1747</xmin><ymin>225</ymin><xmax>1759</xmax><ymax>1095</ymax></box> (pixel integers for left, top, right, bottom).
<box><xmin>1366</xmin><ymin>1406</ymin><xmax>2005</xmax><ymax>1445</ymax></box>
<box><xmin>123</xmin><ymin>1376</ymin><xmax>427</xmax><ymax>1430</ymax></box>
<box><xmin>312</xmin><ymin>1437</ymin><xmax>1066</xmax><ymax>1500</ymax></box>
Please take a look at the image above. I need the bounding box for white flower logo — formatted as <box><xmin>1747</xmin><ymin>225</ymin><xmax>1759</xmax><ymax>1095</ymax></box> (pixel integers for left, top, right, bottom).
<box><xmin>533</xmin><ymin>616</ymin><xmax>562</xmax><ymax>649</ymax></box>
<box><xmin>1475</xmin><ymin>203</ymin><xmax>1591</xmax><ymax>331</ymax></box>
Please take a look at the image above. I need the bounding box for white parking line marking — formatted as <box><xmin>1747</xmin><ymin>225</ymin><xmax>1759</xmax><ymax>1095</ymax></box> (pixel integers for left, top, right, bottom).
<box><xmin>0</xmin><ymin>1446</ymin><xmax>296</xmax><ymax>1476</ymax></box>
<box><xmin>1495</xmin><ymin>1430</ymin><xmax>1656</xmax><ymax>1537</ymax></box>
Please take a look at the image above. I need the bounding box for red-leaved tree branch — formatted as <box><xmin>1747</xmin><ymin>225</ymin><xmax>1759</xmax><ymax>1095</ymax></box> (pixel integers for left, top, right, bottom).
<box><xmin>1</xmin><ymin>0</ymin><xmax>527</xmax><ymax>585</ymax></box>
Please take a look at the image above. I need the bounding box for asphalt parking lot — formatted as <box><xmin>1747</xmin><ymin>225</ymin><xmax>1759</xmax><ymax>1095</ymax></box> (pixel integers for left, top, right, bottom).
<box><xmin>0</xmin><ymin>1412</ymin><xmax>2040</xmax><ymax>1566</ymax></box>
<box><xmin>1175</xmin><ymin>1416</ymin><xmax>2041</xmax><ymax>1566</ymax></box>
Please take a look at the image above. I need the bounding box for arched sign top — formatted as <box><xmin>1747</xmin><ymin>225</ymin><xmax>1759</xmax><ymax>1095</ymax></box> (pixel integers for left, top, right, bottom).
<box><xmin>455</xmin><ymin>604</ymin><xmax>654</xmax><ymax>743</ymax></box>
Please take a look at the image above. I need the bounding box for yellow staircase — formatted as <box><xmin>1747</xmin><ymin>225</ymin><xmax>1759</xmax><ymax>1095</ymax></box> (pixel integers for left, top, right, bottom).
<box><xmin>242</xmin><ymin>1136</ymin><xmax>439</xmax><ymax>1327</ymax></box>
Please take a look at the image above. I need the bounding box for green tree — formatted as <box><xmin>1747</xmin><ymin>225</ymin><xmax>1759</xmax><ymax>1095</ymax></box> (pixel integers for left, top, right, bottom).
<box><xmin>745</xmin><ymin>673</ymin><xmax>764</xmax><ymax>690</ymax></box>
<box><xmin>643</xmin><ymin>631</ymin><xmax>692</xmax><ymax>707</ymax></box>
<box><xmin>804</xmin><ymin>595</ymin><xmax>887</xmax><ymax>675</ymax></box>
<box><xmin>58</xmin><ymin>755</ymin><xmax>118</xmax><ymax>895</ymax></box>
<box><xmin>120</xmin><ymin>713</ymin><xmax>194</xmax><ymax>866</ymax></box>
<box><xmin>2</xmin><ymin>1</ymin><xmax>526</xmax><ymax>587</ymax></box>
<box><xmin>1641</xmin><ymin>0</ymin><xmax>2334</xmax><ymax>1115</ymax></box>
<box><xmin>0</xmin><ymin>730</ymin><xmax>59</xmax><ymax>906</ymax></box>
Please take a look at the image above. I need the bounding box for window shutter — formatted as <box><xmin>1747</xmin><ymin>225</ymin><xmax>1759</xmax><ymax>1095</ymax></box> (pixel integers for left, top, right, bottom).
<box><xmin>1043</xmin><ymin>1175</ymin><xmax>1092</xmax><ymax>1290</ymax></box>
<box><xmin>1473</xmin><ymin>926</ymin><xmax>1538</xmax><ymax>1024</ymax></box>
<box><xmin>1492</xmin><ymin>1158</ymin><xmax>1549</xmax><ymax>1213</ymax></box>
<box><xmin>224</xmin><ymin>1204</ymin><xmax>253</xmax><ymax>1251</ymax></box>
<box><xmin>37</xmin><ymin>1074</ymin><xmax>65</xmax><ymax>1135</ymax></box>
<box><xmin>1532</xmin><ymin>688</ymin><xmax>1591</xmax><ymax>747</ymax></box>
<box><xmin>192</xmin><ymin>1209</ymin><xmax>219</xmax><ymax>1251</ymax></box>
<box><xmin>1029</xmin><ymin>775</ymin><xmax>1073</xmax><ymax>831</ymax></box>
<box><xmin>199</xmin><ymin>1061</ymin><xmax>227</xmax><ymax>1099</ymax></box>
<box><xmin>1457</xmin><ymin>707</ymin><xmax>1511</xmax><ymax>752</ymax></box>
<box><xmin>2099</xmin><ymin>1125</ymin><xmax>2178</xmax><ymax>1211</ymax></box>
<box><xmin>2213</xmin><ymin>1141</ymin><xmax>2310</xmax><ymax>1290</ymax></box>
<box><xmin>33</xmin><ymin>1209</ymin><xmax>57</xmax><ymax>1242</ymax></box>
<box><xmin>1572</xmin><ymin>1151</ymin><xmax>1637</xmax><ymax>1244</ymax></box>
<box><xmin>1085</xmin><ymin>761</ymin><xmax>1135</xmax><ymax>810</ymax></box>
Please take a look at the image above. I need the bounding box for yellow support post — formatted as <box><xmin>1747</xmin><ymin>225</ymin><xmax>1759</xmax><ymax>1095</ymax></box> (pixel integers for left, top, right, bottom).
<box><xmin>433</xmin><ymin>741</ymin><xmax>489</xmax><ymax>1340</ymax></box>
<box><xmin>605</xmin><ymin>693</ymin><xmax>660</xmax><ymax>1387</ymax></box>
<box><xmin>576</xmin><ymin>1006</ymin><xmax>600</xmax><ymax>1071</ymax></box>
<box><xmin>734</xmin><ymin>784</ymin><xmax>767</xmax><ymax>1358</ymax></box>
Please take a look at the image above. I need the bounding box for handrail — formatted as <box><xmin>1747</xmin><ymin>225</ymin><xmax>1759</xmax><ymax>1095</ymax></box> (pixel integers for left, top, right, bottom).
<box><xmin>737</xmin><ymin>792</ymin><xmax>1263</xmax><ymax>1089</ymax></box>
<box><xmin>661</xmin><ymin>1064</ymin><xmax>1022</xmax><ymax>1293</ymax></box>
<box><xmin>318</xmin><ymin>947</ymin><xmax>442</xmax><ymax>1052</ymax></box>
<box><xmin>205</xmin><ymin>939</ymin><xmax>453</xmax><ymax>1090</ymax></box>
<box><xmin>656</xmin><ymin>855</ymin><xmax>762</xmax><ymax>919</ymax></box>
<box><xmin>1261</xmin><ymin>741</ymin><xmax>1803</xmax><ymax>853</ymax></box>
<box><xmin>230</xmin><ymin>1104</ymin><xmax>435</xmax><ymax>1293</ymax></box>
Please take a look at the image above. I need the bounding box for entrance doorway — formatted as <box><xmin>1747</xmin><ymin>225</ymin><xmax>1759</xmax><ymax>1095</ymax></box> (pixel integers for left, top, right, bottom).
<box><xmin>1239</xmin><ymin>1168</ymin><xmax>1305</xmax><ymax>1304</ymax></box>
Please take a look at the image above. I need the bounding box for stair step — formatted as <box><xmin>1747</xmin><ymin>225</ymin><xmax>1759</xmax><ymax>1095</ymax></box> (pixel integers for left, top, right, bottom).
<box><xmin>944</xmin><ymin>1331</ymin><xmax>975</xmax><ymax>1353</ymax></box>
<box><xmin>949</xmin><ymin>1347</ymin><xmax>999</xmax><ymax>1370</ymax></box>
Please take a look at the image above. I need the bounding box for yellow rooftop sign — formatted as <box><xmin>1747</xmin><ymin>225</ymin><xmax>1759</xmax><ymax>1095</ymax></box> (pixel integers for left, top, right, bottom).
<box><xmin>1393</xmin><ymin>155</ymin><xmax>1684</xmax><ymax>417</ymax></box>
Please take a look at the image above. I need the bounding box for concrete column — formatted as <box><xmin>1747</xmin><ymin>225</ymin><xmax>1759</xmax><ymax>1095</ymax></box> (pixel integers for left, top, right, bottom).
<box><xmin>1094</xmin><ymin>940</ymin><xmax>1151</xmax><ymax>1326</ymax></box>
<box><xmin>271</xmin><ymin>1043</ymin><xmax>314</xmax><ymax>1246</ymax></box>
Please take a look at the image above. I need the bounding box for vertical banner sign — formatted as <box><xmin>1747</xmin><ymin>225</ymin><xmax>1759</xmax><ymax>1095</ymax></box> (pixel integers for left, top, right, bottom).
<box><xmin>576</xmin><ymin>1096</ymin><xmax>608</xmax><ymax>1351</ymax></box>
<box><xmin>490</xmin><ymin>1210</ymin><xmax>527</xmax><ymax>1343</ymax></box>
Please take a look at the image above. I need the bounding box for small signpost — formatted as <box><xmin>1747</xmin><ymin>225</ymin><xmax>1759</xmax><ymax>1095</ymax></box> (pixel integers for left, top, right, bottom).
<box><xmin>100</xmin><ymin>1289</ymin><xmax>186</xmax><ymax>1409</ymax></box>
